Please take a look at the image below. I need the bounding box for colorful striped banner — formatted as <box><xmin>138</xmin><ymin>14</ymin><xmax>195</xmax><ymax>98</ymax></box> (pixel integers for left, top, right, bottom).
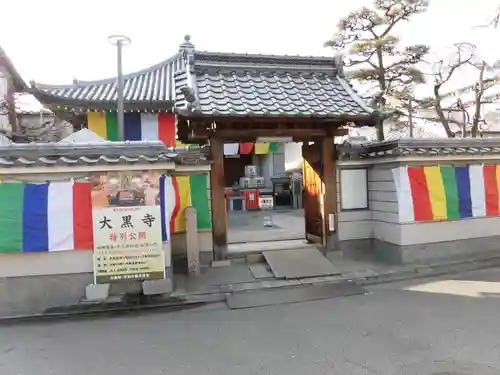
<box><xmin>88</xmin><ymin>111</ymin><xmax>281</xmax><ymax>154</ymax></box>
<box><xmin>0</xmin><ymin>173</ymin><xmax>209</xmax><ymax>252</ymax></box>
<box><xmin>169</xmin><ymin>175</ymin><xmax>212</xmax><ymax>233</ymax></box>
<box><xmin>0</xmin><ymin>181</ymin><xmax>94</xmax><ymax>252</ymax></box>
<box><xmin>87</xmin><ymin>112</ymin><xmax>186</xmax><ymax>147</ymax></box>
<box><xmin>223</xmin><ymin>142</ymin><xmax>279</xmax><ymax>156</ymax></box>
<box><xmin>392</xmin><ymin>165</ymin><xmax>494</xmax><ymax>222</ymax></box>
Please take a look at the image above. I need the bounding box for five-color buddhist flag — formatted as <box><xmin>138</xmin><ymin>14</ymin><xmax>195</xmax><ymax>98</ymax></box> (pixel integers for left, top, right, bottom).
<box><xmin>0</xmin><ymin>182</ymin><xmax>94</xmax><ymax>252</ymax></box>
<box><xmin>392</xmin><ymin>165</ymin><xmax>489</xmax><ymax>222</ymax></box>
<box><xmin>223</xmin><ymin>143</ymin><xmax>239</xmax><ymax>156</ymax></box>
<box><xmin>168</xmin><ymin>175</ymin><xmax>212</xmax><ymax>233</ymax></box>
<box><xmin>87</xmin><ymin>112</ymin><xmax>185</xmax><ymax>147</ymax></box>
<box><xmin>0</xmin><ymin>174</ymin><xmax>195</xmax><ymax>253</ymax></box>
<box><xmin>254</xmin><ymin>142</ymin><xmax>270</xmax><ymax>154</ymax></box>
<box><xmin>239</xmin><ymin>143</ymin><xmax>254</xmax><ymax>154</ymax></box>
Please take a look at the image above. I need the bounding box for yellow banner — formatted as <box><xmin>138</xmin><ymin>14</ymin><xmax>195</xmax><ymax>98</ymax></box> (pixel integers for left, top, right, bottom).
<box><xmin>424</xmin><ymin>166</ymin><xmax>447</xmax><ymax>220</ymax></box>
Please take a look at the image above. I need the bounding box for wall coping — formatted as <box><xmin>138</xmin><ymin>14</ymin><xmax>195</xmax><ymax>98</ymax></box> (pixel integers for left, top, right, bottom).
<box><xmin>337</xmin><ymin>138</ymin><xmax>500</xmax><ymax>161</ymax></box>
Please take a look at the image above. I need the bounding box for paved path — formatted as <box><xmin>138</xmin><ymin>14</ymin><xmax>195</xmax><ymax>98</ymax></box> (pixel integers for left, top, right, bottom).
<box><xmin>2</xmin><ymin>268</ymin><xmax>500</xmax><ymax>375</ymax></box>
<box><xmin>228</xmin><ymin>209</ymin><xmax>305</xmax><ymax>243</ymax></box>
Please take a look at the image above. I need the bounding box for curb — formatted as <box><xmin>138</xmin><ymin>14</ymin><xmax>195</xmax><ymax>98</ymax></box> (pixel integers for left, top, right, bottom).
<box><xmin>2</xmin><ymin>255</ymin><xmax>500</xmax><ymax>323</ymax></box>
<box><xmin>358</xmin><ymin>255</ymin><xmax>500</xmax><ymax>286</ymax></box>
<box><xmin>0</xmin><ymin>293</ymin><xmax>225</xmax><ymax>325</ymax></box>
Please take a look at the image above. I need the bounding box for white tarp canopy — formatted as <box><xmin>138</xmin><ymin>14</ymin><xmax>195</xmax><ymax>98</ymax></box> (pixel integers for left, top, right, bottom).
<box><xmin>57</xmin><ymin>129</ymin><xmax>105</xmax><ymax>144</ymax></box>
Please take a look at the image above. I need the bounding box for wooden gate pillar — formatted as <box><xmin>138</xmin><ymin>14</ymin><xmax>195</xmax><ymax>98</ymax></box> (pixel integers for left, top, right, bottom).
<box><xmin>321</xmin><ymin>137</ymin><xmax>338</xmax><ymax>250</ymax></box>
<box><xmin>210</xmin><ymin>136</ymin><xmax>228</xmax><ymax>260</ymax></box>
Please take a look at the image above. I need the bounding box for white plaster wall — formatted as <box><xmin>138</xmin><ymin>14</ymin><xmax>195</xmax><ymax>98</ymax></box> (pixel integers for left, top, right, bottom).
<box><xmin>359</xmin><ymin>157</ymin><xmax>500</xmax><ymax>247</ymax></box>
<box><xmin>336</xmin><ymin>164</ymin><xmax>372</xmax><ymax>241</ymax></box>
<box><xmin>0</xmin><ymin>243</ymin><xmax>172</xmax><ymax>278</ymax></box>
<box><xmin>0</xmin><ymin>167</ymin><xmax>213</xmax><ymax>278</ymax></box>
<box><xmin>0</xmin><ymin>230</ymin><xmax>216</xmax><ymax>279</ymax></box>
<box><xmin>398</xmin><ymin>212</ymin><xmax>500</xmax><ymax>246</ymax></box>
<box><xmin>285</xmin><ymin>142</ymin><xmax>302</xmax><ymax>172</ymax></box>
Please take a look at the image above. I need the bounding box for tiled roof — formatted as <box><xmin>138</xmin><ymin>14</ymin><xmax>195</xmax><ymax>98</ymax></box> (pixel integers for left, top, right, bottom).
<box><xmin>0</xmin><ymin>141</ymin><xmax>209</xmax><ymax>167</ymax></box>
<box><xmin>337</xmin><ymin>138</ymin><xmax>500</xmax><ymax>160</ymax></box>
<box><xmin>178</xmin><ymin>51</ymin><xmax>374</xmax><ymax>119</ymax></box>
<box><xmin>31</xmin><ymin>36</ymin><xmax>374</xmax><ymax>120</ymax></box>
<box><xmin>30</xmin><ymin>56</ymin><xmax>185</xmax><ymax>111</ymax></box>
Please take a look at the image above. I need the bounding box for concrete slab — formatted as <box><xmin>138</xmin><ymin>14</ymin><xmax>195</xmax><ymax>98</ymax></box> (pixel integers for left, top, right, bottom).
<box><xmin>226</xmin><ymin>280</ymin><xmax>367</xmax><ymax>309</ymax></box>
<box><xmin>247</xmin><ymin>262</ymin><xmax>274</xmax><ymax>279</ymax></box>
<box><xmin>263</xmin><ymin>248</ymin><xmax>339</xmax><ymax>279</ymax></box>
<box><xmin>175</xmin><ymin>262</ymin><xmax>256</xmax><ymax>295</ymax></box>
<box><xmin>142</xmin><ymin>279</ymin><xmax>173</xmax><ymax>296</ymax></box>
<box><xmin>84</xmin><ymin>284</ymin><xmax>110</xmax><ymax>301</ymax></box>
<box><xmin>227</xmin><ymin>279</ymin><xmax>302</xmax><ymax>292</ymax></box>
<box><xmin>211</xmin><ymin>260</ymin><xmax>232</xmax><ymax>268</ymax></box>
<box><xmin>228</xmin><ymin>239</ymin><xmax>314</xmax><ymax>257</ymax></box>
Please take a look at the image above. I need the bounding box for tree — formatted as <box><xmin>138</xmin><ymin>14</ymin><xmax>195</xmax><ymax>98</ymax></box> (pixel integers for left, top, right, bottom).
<box><xmin>0</xmin><ymin>93</ymin><xmax>73</xmax><ymax>142</ymax></box>
<box><xmin>325</xmin><ymin>0</ymin><xmax>430</xmax><ymax>140</ymax></box>
<box><xmin>424</xmin><ymin>43</ymin><xmax>476</xmax><ymax>137</ymax></box>
<box><xmin>423</xmin><ymin>43</ymin><xmax>500</xmax><ymax>138</ymax></box>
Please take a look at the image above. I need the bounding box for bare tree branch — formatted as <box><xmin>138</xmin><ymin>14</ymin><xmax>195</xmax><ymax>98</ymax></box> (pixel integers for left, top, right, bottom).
<box><xmin>426</xmin><ymin>43</ymin><xmax>477</xmax><ymax>137</ymax></box>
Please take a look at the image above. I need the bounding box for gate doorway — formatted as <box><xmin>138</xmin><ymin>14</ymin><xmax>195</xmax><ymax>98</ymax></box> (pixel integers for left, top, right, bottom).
<box><xmin>225</xmin><ymin>140</ymin><xmax>330</xmax><ymax>247</ymax></box>
<box><xmin>226</xmin><ymin>142</ymin><xmax>306</xmax><ymax>245</ymax></box>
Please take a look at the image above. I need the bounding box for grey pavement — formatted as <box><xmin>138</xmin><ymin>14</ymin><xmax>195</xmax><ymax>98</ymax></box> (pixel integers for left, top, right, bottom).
<box><xmin>2</xmin><ymin>267</ymin><xmax>500</xmax><ymax>375</ymax></box>
<box><xmin>228</xmin><ymin>209</ymin><xmax>304</xmax><ymax>243</ymax></box>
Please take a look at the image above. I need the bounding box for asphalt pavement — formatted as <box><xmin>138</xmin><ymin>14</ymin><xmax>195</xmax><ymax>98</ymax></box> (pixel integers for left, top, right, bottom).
<box><xmin>2</xmin><ymin>267</ymin><xmax>500</xmax><ymax>375</ymax></box>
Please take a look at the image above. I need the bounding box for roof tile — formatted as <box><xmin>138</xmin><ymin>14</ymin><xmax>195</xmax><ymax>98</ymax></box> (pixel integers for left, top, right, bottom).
<box><xmin>194</xmin><ymin>70</ymin><xmax>372</xmax><ymax>117</ymax></box>
<box><xmin>31</xmin><ymin>56</ymin><xmax>184</xmax><ymax>108</ymax></box>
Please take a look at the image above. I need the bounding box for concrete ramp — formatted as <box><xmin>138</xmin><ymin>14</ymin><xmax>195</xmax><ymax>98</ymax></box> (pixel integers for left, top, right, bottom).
<box><xmin>263</xmin><ymin>248</ymin><xmax>339</xmax><ymax>279</ymax></box>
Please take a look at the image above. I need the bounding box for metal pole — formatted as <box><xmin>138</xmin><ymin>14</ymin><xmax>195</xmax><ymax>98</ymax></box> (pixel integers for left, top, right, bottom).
<box><xmin>408</xmin><ymin>96</ymin><xmax>414</xmax><ymax>138</ymax></box>
<box><xmin>116</xmin><ymin>40</ymin><xmax>125</xmax><ymax>141</ymax></box>
<box><xmin>108</xmin><ymin>35</ymin><xmax>131</xmax><ymax>142</ymax></box>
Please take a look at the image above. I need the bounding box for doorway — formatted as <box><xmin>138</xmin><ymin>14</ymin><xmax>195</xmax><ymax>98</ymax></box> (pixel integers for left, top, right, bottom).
<box><xmin>226</xmin><ymin>142</ymin><xmax>306</xmax><ymax>245</ymax></box>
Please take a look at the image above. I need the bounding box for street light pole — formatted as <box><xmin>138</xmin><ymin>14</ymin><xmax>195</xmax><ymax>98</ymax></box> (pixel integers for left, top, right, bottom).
<box><xmin>408</xmin><ymin>96</ymin><xmax>414</xmax><ymax>138</ymax></box>
<box><xmin>108</xmin><ymin>35</ymin><xmax>131</xmax><ymax>141</ymax></box>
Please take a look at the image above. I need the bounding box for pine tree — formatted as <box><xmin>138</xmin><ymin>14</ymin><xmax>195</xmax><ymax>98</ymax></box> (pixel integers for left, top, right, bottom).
<box><xmin>325</xmin><ymin>0</ymin><xmax>430</xmax><ymax>140</ymax></box>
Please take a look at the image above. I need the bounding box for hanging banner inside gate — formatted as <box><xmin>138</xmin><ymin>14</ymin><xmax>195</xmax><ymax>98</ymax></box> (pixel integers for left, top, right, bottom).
<box><xmin>92</xmin><ymin>205</ymin><xmax>165</xmax><ymax>284</ymax></box>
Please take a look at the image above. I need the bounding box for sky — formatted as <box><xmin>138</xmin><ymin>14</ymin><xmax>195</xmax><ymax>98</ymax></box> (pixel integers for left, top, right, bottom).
<box><xmin>1</xmin><ymin>0</ymin><xmax>499</xmax><ymax>91</ymax></box>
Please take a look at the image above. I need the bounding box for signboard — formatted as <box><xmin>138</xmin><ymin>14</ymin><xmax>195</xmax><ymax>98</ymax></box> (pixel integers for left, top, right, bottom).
<box><xmin>92</xmin><ymin>205</ymin><xmax>165</xmax><ymax>284</ymax></box>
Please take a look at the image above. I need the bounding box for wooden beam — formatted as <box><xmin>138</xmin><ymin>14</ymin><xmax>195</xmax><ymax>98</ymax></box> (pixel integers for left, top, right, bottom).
<box><xmin>209</xmin><ymin>137</ymin><xmax>228</xmax><ymax>260</ymax></box>
<box><xmin>192</xmin><ymin>129</ymin><xmax>328</xmax><ymax>142</ymax></box>
<box><xmin>334</xmin><ymin>128</ymin><xmax>349</xmax><ymax>137</ymax></box>
<box><xmin>321</xmin><ymin>137</ymin><xmax>337</xmax><ymax>250</ymax></box>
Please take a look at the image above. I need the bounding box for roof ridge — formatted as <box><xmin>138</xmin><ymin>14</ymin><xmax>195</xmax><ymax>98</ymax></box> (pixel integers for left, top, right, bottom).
<box><xmin>195</xmin><ymin>50</ymin><xmax>336</xmax><ymax>62</ymax></box>
<box><xmin>32</xmin><ymin>52</ymin><xmax>182</xmax><ymax>89</ymax></box>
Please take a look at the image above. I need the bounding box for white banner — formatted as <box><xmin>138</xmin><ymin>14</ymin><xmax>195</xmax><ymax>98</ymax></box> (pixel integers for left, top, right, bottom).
<box><xmin>92</xmin><ymin>205</ymin><xmax>165</xmax><ymax>284</ymax></box>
